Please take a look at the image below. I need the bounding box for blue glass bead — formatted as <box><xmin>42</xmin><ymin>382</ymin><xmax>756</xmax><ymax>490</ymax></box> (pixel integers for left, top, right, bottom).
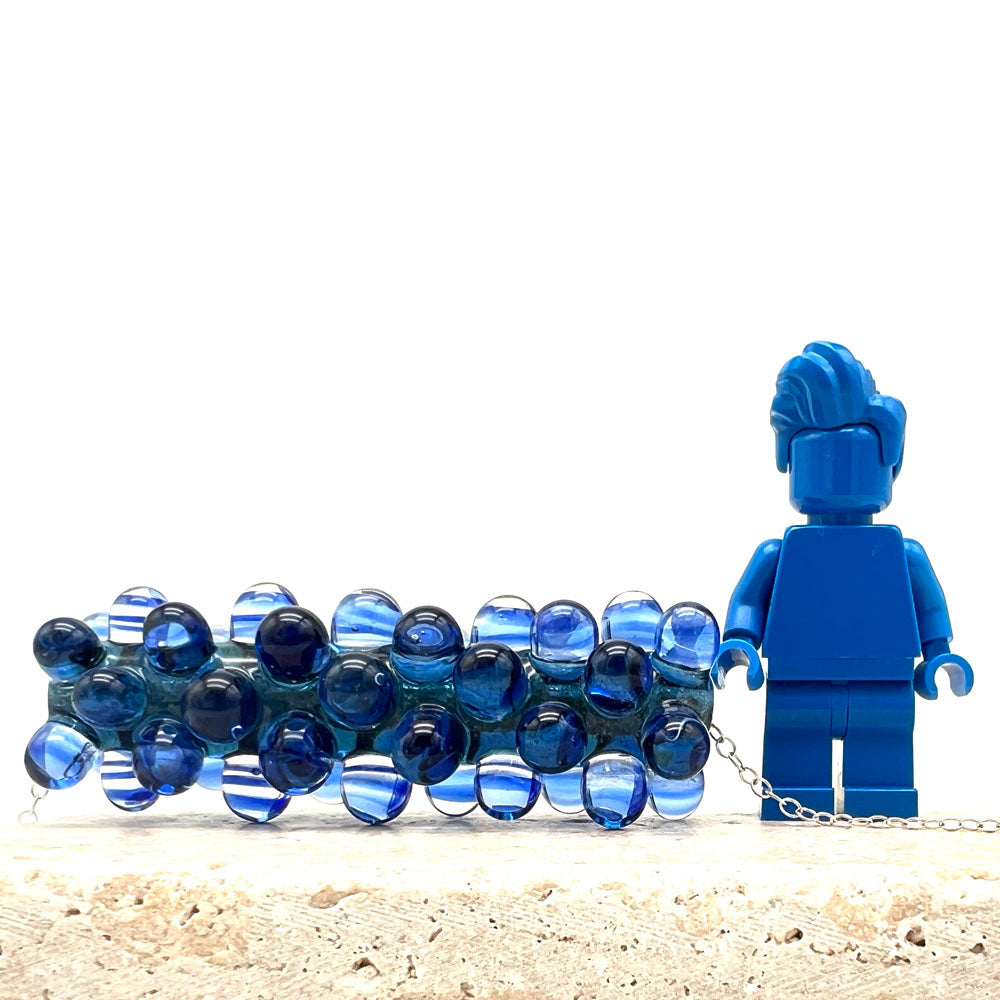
<box><xmin>84</xmin><ymin>611</ymin><xmax>110</xmax><ymax>642</ymax></box>
<box><xmin>24</xmin><ymin>721</ymin><xmax>100</xmax><ymax>790</ymax></box>
<box><xmin>390</xmin><ymin>606</ymin><xmax>464</xmax><ymax>683</ymax></box>
<box><xmin>584</xmin><ymin>639</ymin><xmax>652</xmax><ymax>717</ymax></box>
<box><xmin>391</xmin><ymin>704</ymin><xmax>468</xmax><ymax>785</ymax></box>
<box><xmin>529</xmin><ymin>601</ymin><xmax>597</xmax><ymax>681</ymax></box>
<box><xmin>255</xmin><ymin>606</ymin><xmax>331</xmax><ymax>685</ymax></box>
<box><xmin>341</xmin><ymin>754</ymin><xmax>411</xmax><ymax>824</ymax></box>
<box><xmin>72</xmin><ymin>664</ymin><xmax>147</xmax><ymax>729</ymax></box>
<box><xmin>582</xmin><ymin>754</ymin><xmax>648</xmax><ymax>830</ymax></box>
<box><xmin>109</xmin><ymin>586</ymin><xmax>166</xmax><ymax>644</ymax></box>
<box><xmin>101</xmin><ymin>749</ymin><xmax>158</xmax><ymax>812</ymax></box>
<box><xmin>132</xmin><ymin>719</ymin><xmax>204</xmax><ymax>794</ymax></box>
<box><xmin>181</xmin><ymin>667</ymin><xmax>259</xmax><ymax>745</ymax></box>
<box><xmin>652</xmin><ymin>603</ymin><xmax>720</xmax><ymax>676</ymax></box>
<box><xmin>426</xmin><ymin>764</ymin><xmax>477</xmax><ymax>817</ymax></box>
<box><xmin>332</xmin><ymin>589</ymin><xmax>402</xmax><ymax>649</ymax></box>
<box><xmin>222</xmin><ymin>755</ymin><xmax>291</xmax><ymax>823</ymax></box>
<box><xmin>648</xmin><ymin>771</ymin><xmax>705</xmax><ymax>820</ymax></box>
<box><xmin>311</xmin><ymin>759</ymin><xmax>345</xmax><ymax>804</ymax></box>
<box><xmin>601</xmin><ymin>591</ymin><xmax>663</xmax><ymax>651</ymax></box>
<box><xmin>259</xmin><ymin>711</ymin><xmax>336</xmax><ymax>795</ymax></box>
<box><xmin>641</xmin><ymin>707</ymin><xmax>711</xmax><ymax>779</ymax></box>
<box><xmin>319</xmin><ymin>651</ymin><xmax>394</xmax><ymax>729</ymax></box>
<box><xmin>230</xmin><ymin>582</ymin><xmax>297</xmax><ymax>645</ymax></box>
<box><xmin>471</xmin><ymin>596</ymin><xmax>535</xmax><ymax>650</ymax></box>
<box><xmin>454</xmin><ymin>642</ymin><xmax>528</xmax><ymax>723</ymax></box>
<box><xmin>475</xmin><ymin>754</ymin><xmax>541</xmax><ymax>820</ymax></box>
<box><xmin>516</xmin><ymin>702</ymin><xmax>588</xmax><ymax>774</ymax></box>
<box><xmin>33</xmin><ymin>617</ymin><xmax>104</xmax><ymax>682</ymax></box>
<box><xmin>198</xmin><ymin>756</ymin><xmax>225</xmax><ymax>791</ymax></box>
<box><xmin>542</xmin><ymin>768</ymin><xmax>584</xmax><ymax>814</ymax></box>
<box><xmin>143</xmin><ymin>602</ymin><xmax>216</xmax><ymax>675</ymax></box>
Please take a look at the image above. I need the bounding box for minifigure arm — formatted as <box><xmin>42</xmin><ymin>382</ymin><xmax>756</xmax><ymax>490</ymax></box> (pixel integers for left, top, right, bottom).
<box><xmin>711</xmin><ymin>539</ymin><xmax>780</xmax><ymax>691</ymax></box>
<box><xmin>905</xmin><ymin>539</ymin><xmax>974</xmax><ymax>700</ymax></box>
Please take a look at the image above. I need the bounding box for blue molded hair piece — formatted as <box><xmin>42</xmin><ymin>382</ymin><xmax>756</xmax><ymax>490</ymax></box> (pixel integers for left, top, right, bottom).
<box><xmin>770</xmin><ymin>342</ymin><xmax>906</xmax><ymax>478</ymax></box>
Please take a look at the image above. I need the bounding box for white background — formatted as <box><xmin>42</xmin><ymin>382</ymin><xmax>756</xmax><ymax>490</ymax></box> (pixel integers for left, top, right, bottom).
<box><xmin>1</xmin><ymin>3</ymin><xmax>997</xmax><ymax>822</ymax></box>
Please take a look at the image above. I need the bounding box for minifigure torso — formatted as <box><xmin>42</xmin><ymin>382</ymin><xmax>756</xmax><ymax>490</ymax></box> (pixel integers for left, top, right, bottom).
<box><xmin>763</xmin><ymin>524</ymin><xmax>921</xmax><ymax>679</ymax></box>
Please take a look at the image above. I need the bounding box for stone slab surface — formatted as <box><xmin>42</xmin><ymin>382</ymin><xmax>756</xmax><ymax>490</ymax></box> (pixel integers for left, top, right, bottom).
<box><xmin>1</xmin><ymin>811</ymin><xmax>999</xmax><ymax>999</ymax></box>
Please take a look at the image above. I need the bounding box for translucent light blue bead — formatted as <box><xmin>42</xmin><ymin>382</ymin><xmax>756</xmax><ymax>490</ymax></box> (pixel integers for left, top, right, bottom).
<box><xmin>143</xmin><ymin>602</ymin><xmax>216</xmax><ymax>675</ymax></box>
<box><xmin>230</xmin><ymin>582</ymin><xmax>297</xmax><ymax>645</ymax></box>
<box><xmin>341</xmin><ymin>754</ymin><xmax>412</xmax><ymax>825</ymax></box>
<box><xmin>197</xmin><ymin>756</ymin><xmax>225</xmax><ymax>791</ymax></box>
<box><xmin>84</xmin><ymin>612</ymin><xmax>110</xmax><ymax>642</ymax></box>
<box><xmin>471</xmin><ymin>596</ymin><xmax>535</xmax><ymax>650</ymax></box>
<box><xmin>332</xmin><ymin>589</ymin><xmax>402</xmax><ymax>649</ymax></box>
<box><xmin>601</xmin><ymin>591</ymin><xmax>663</xmax><ymax>651</ymax></box>
<box><xmin>454</xmin><ymin>642</ymin><xmax>528</xmax><ymax>723</ymax></box>
<box><xmin>652</xmin><ymin>603</ymin><xmax>720</xmax><ymax>676</ymax></box>
<box><xmin>426</xmin><ymin>764</ymin><xmax>477</xmax><ymax>817</ymax></box>
<box><xmin>648</xmin><ymin>771</ymin><xmax>705</xmax><ymax>820</ymax></box>
<box><xmin>255</xmin><ymin>606</ymin><xmax>331</xmax><ymax>685</ymax></box>
<box><xmin>132</xmin><ymin>719</ymin><xmax>204</xmax><ymax>795</ymax></box>
<box><xmin>24</xmin><ymin>721</ymin><xmax>101</xmax><ymax>790</ymax></box>
<box><xmin>516</xmin><ymin>701</ymin><xmax>588</xmax><ymax>774</ymax></box>
<box><xmin>33</xmin><ymin>617</ymin><xmax>105</xmax><ymax>682</ymax></box>
<box><xmin>475</xmin><ymin>754</ymin><xmax>541</xmax><ymax>820</ymax></box>
<box><xmin>109</xmin><ymin>586</ymin><xmax>167</xmax><ymax>644</ymax></box>
<box><xmin>319</xmin><ymin>651</ymin><xmax>395</xmax><ymax>729</ymax></box>
<box><xmin>259</xmin><ymin>711</ymin><xmax>336</xmax><ymax>795</ymax></box>
<box><xmin>311</xmin><ymin>759</ymin><xmax>345</xmax><ymax>805</ymax></box>
<box><xmin>391</xmin><ymin>704</ymin><xmax>468</xmax><ymax>785</ymax></box>
<box><xmin>390</xmin><ymin>607</ymin><xmax>464</xmax><ymax>684</ymax></box>
<box><xmin>181</xmin><ymin>667</ymin><xmax>260</xmax><ymax>744</ymax></box>
<box><xmin>101</xmin><ymin>749</ymin><xmax>158</xmax><ymax>812</ymax></box>
<box><xmin>222</xmin><ymin>755</ymin><xmax>291</xmax><ymax>823</ymax></box>
<box><xmin>641</xmin><ymin>707</ymin><xmax>711</xmax><ymax>779</ymax></box>
<box><xmin>529</xmin><ymin>601</ymin><xmax>597</xmax><ymax>682</ymax></box>
<box><xmin>72</xmin><ymin>664</ymin><xmax>148</xmax><ymax>729</ymax></box>
<box><xmin>542</xmin><ymin>768</ymin><xmax>584</xmax><ymax>814</ymax></box>
<box><xmin>582</xmin><ymin>753</ymin><xmax>648</xmax><ymax>830</ymax></box>
<box><xmin>584</xmin><ymin>639</ymin><xmax>653</xmax><ymax>717</ymax></box>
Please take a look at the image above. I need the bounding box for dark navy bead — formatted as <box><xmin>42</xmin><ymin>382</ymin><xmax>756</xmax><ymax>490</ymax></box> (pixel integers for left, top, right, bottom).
<box><xmin>391</xmin><ymin>703</ymin><xmax>469</xmax><ymax>785</ymax></box>
<box><xmin>641</xmin><ymin>707</ymin><xmax>711</xmax><ymax>779</ymax></box>
<box><xmin>391</xmin><ymin>606</ymin><xmax>464</xmax><ymax>683</ymax></box>
<box><xmin>454</xmin><ymin>642</ymin><xmax>528</xmax><ymax>723</ymax></box>
<box><xmin>584</xmin><ymin>639</ymin><xmax>653</xmax><ymax>717</ymax></box>
<box><xmin>516</xmin><ymin>701</ymin><xmax>588</xmax><ymax>774</ymax></box>
<box><xmin>259</xmin><ymin>711</ymin><xmax>336</xmax><ymax>795</ymax></box>
<box><xmin>255</xmin><ymin>606</ymin><xmax>331</xmax><ymax>684</ymax></box>
<box><xmin>143</xmin><ymin>602</ymin><xmax>216</xmax><ymax>675</ymax></box>
<box><xmin>181</xmin><ymin>667</ymin><xmax>260</xmax><ymax>744</ymax></box>
<box><xmin>319</xmin><ymin>650</ymin><xmax>395</xmax><ymax>729</ymax></box>
<box><xmin>24</xmin><ymin>721</ymin><xmax>100</xmax><ymax>790</ymax></box>
<box><xmin>72</xmin><ymin>664</ymin><xmax>147</xmax><ymax>729</ymax></box>
<box><xmin>132</xmin><ymin>718</ymin><xmax>204</xmax><ymax>794</ymax></box>
<box><xmin>33</xmin><ymin>618</ymin><xmax>104</xmax><ymax>682</ymax></box>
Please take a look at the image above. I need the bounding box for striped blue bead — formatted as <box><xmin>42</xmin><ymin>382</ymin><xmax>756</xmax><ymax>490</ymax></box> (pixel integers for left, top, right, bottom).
<box><xmin>230</xmin><ymin>583</ymin><xmax>297</xmax><ymax>645</ymax></box>
<box><xmin>109</xmin><ymin>587</ymin><xmax>166</xmax><ymax>645</ymax></box>
<box><xmin>101</xmin><ymin>749</ymin><xmax>158</xmax><ymax>812</ymax></box>
<box><xmin>222</xmin><ymin>755</ymin><xmax>291</xmax><ymax>823</ymax></box>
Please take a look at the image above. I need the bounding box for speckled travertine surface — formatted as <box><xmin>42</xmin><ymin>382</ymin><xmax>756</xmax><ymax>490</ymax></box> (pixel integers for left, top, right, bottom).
<box><xmin>1</xmin><ymin>812</ymin><xmax>999</xmax><ymax>999</ymax></box>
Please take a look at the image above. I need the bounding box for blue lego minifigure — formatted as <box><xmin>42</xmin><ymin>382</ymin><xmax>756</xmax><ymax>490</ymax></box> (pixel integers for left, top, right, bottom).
<box><xmin>711</xmin><ymin>343</ymin><xmax>973</xmax><ymax>819</ymax></box>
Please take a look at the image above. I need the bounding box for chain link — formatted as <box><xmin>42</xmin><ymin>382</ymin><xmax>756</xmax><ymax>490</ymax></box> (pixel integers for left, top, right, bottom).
<box><xmin>708</xmin><ymin>724</ymin><xmax>1000</xmax><ymax>833</ymax></box>
<box><xmin>17</xmin><ymin>784</ymin><xmax>49</xmax><ymax>825</ymax></box>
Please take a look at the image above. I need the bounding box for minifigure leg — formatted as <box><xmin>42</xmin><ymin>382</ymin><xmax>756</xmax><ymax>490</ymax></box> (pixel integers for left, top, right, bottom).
<box><xmin>760</xmin><ymin>680</ymin><xmax>834</xmax><ymax>820</ymax></box>
<box><xmin>842</xmin><ymin>681</ymin><xmax>917</xmax><ymax>818</ymax></box>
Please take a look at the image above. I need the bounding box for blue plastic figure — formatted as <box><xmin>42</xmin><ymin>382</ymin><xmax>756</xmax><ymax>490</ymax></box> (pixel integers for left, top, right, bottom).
<box><xmin>711</xmin><ymin>343</ymin><xmax>973</xmax><ymax>819</ymax></box>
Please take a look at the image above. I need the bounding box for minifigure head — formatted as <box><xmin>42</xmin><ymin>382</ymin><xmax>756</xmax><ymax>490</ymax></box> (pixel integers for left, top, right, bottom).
<box><xmin>770</xmin><ymin>343</ymin><xmax>906</xmax><ymax>516</ymax></box>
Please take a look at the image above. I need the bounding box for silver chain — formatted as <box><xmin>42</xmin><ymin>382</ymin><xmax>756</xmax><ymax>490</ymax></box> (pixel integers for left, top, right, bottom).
<box><xmin>709</xmin><ymin>723</ymin><xmax>1000</xmax><ymax>833</ymax></box>
<box><xmin>17</xmin><ymin>784</ymin><xmax>49</xmax><ymax>825</ymax></box>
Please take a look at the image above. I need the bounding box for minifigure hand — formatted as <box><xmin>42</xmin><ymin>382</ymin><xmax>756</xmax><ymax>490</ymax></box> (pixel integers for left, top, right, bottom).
<box><xmin>711</xmin><ymin>638</ymin><xmax>765</xmax><ymax>691</ymax></box>
<box><xmin>914</xmin><ymin>653</ymin><xmax>974</xmax><ymax>701</ymax></box>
